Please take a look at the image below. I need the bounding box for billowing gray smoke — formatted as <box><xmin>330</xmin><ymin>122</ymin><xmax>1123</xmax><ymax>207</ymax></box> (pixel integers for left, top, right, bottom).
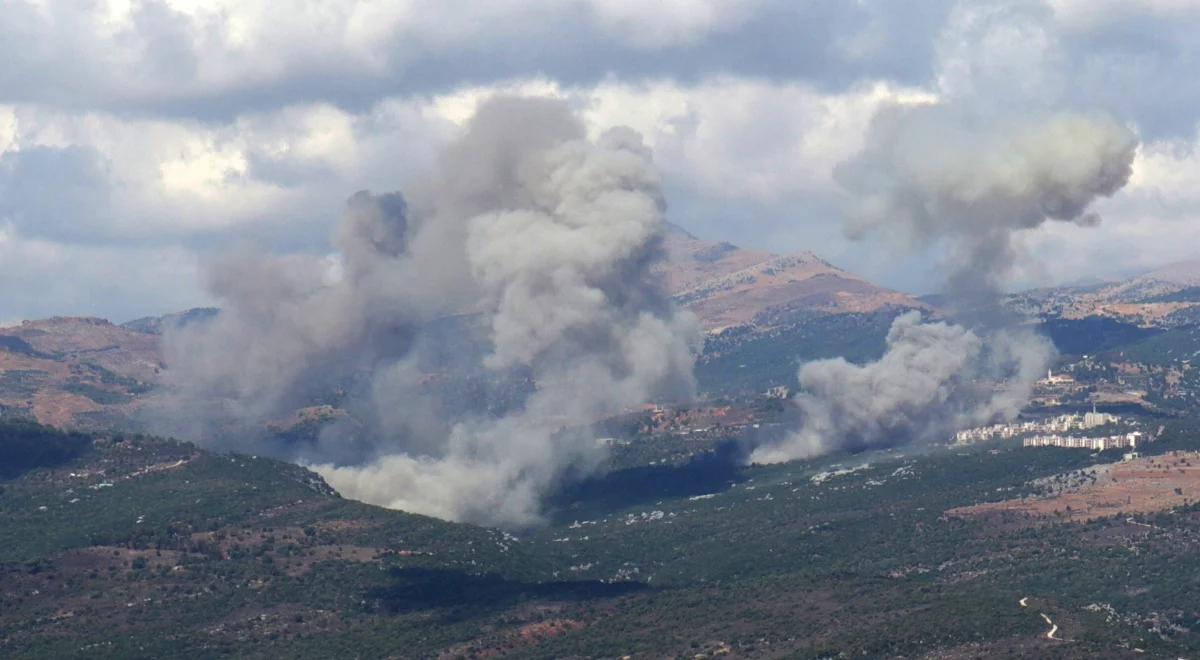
<box><xmin>750</xmin><ymin>311</ymin><xmax>1051</xmax><ymax>463</ymax></box>
<box><xmin>752</xmin><ymin>104</ymin><xmax>1138</xmax><ymax>464</ymax></box>
<box><xmin>838</xmin><ymin>106</ymin><xmax>1138</xmax><ymax>298</ymax></box>
<box><xmin>152</xmin><ymin>97</ymin><xmax>699</xmax><ymax>527</ymax></box>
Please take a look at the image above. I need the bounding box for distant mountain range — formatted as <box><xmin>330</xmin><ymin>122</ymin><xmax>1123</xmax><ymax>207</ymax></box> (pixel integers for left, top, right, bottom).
<box><xmin>1005</xmin><ymin>257</ymin><xmax>1200</xmax><ymax>327</ymax></box>
<box><xmin>0</xmin><ymin>229</ymin><xmax>1193</xmax><ymax>429</ymax></box>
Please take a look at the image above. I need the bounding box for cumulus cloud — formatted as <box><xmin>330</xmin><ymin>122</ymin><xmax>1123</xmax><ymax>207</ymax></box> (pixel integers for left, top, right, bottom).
<box><xmin>3</xmin><ymin>0</ymin><xmax>1200</xmax><ymax>328</ymax></box>
<box><xmin>0</xmin><ymin>99</ymin><xmax>452</xmax><ymax>251</ymax></box>
<box><xmin>152</xmin><ymin>97</ymin><xmax>698</xmax><ymax>527</ymax></box>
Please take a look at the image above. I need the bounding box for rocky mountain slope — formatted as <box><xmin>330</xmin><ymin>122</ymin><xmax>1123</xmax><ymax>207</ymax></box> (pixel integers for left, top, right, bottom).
<box><xmin>121</xmin><ymin>307</ymin><xmax>218</xmax><ymax>335</ymax></box>
<box><xmin>1006</xmin><ymin>257</ymin><xmax>1200</xmax><ymax>327</ymax></box>
<box><xmin>0</xmin><ymin>226</ymin><xmax>930</xmax><ymax>428</ymax></box>
<box><xmin>658</xmin><ymin>224</ymin><xmax>926</xmax><ymax>331</ymax></box>
<box><xmin>0</xmin><ymin>318</ymin><xmax>159</xmax><ymax>429</ymax></box>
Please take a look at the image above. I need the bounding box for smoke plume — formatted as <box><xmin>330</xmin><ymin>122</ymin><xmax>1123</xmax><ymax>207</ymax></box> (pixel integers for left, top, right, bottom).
<box><xmin>152</xmin><ymin>97</ymin><xmax>699</xmax><ymax>527</ymax></box>
<box><xmin>752</xmin><ymin>104</ymin><xmax>1138</xmax><ymax>463</ymax></box>
<box><xmin>750</xmin><ymin>312</ymin><xmax>1052</xmax><ymax>463</ymax></box>
<box><xmin>837</xmin><ymin>105</ymin><xmax>1138</xmax><ymax>298</ymax></box>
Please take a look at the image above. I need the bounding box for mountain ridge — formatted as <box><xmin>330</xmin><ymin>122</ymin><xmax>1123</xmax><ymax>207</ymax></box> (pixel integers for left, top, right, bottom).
<box><xmin>658</xmin><ymin>222</ymin><xmax>927</xmax><ymax>331</ymax></box>
<box><xmin>1005</xmin><ymin>257</ymin><xmax>1200</xmax><ymax>327</ymax></box>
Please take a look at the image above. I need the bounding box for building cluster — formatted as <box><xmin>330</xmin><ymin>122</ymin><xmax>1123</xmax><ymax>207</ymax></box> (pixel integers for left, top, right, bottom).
<box><xmin>636</xmin><ymin>403</ymin><xmax>765</xmax><ymax>437</ymax></box>
<box><xmin>1030</xmin><ymin>368</ymin><xmax>1088</xmax><ymax>407</ymax></box>
<box><xmin>763</xmin><ymin>385</ymin><xmax>791</xmax><ymax>400</ymax></box>
<box><xmin>1022</xmin><ymin>431</ymin><xmax>1143</xmax><ymax>451</ymax></box>
<box><xmin>953</xmin><ymin>409</ymin><xmax>1120</xmax><ymax>445</ymax></box>
<box><xmin>1040</xmin><ymin>369</ymin><xmax>1077</xmax><ymax>386</ymax></box>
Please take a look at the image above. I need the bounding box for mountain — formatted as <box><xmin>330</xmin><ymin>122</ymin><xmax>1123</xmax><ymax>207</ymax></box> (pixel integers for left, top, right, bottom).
<box><xmin>1006</xmin><ymin>258</ymin><xmax>1200</xmax><ymax>328</ymax></box>
<box><xmin>122</xmin><ymin>307</ymin><xmax>219</xmax><ymax>335</ymax></box>
<box><xmin>658</xmin><ymin>223</ymin><xmax>926</xmax><ymax>332</ymax></box>
<box><xmin>0</xmin><ymin>420</ymin><xmax>574</xmax><ymax>658</ymax></box>
<box><xmin>0</xmin><ymin>318</ymin><xmax>159</xmax><ymax>428</ymax></box>
<box><xmin>1144</xmin><ymin>257</ymin><xmax>1200</xmax><ymax>287</ymax></box>
<box><xmin>0</xmin><ymin>230</ymin><xmax>928</xmax><ymax>426</ymax></box>
<box><xmin>655</xmin><ymin>225</ymin><xmax>929</xmax><ymax>394</ymax></box>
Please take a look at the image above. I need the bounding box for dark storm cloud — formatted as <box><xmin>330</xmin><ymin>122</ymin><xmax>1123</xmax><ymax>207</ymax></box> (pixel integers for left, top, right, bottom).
<box><xmin>0</xmin><ymin>0</ymin><xmax>954</xmax><ymax>121</ymax></box>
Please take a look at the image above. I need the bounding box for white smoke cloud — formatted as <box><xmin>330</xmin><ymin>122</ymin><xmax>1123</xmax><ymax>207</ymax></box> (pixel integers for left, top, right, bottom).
<box><xmin>153</xmin><ymin>96</ymin><xmax>699</xmax><ymax>527</ymax></box>
<box><xmin>836</xmin><ymin>105</ymin><xmax>1138</xmax><ymax>296</ymax></box>
<box><xmin>751</xmin><ymin>312</ymin><xmax>1053</xmax><ymax>463</ymax></box>
<box><xmin>753</xmin><ymin>103</ymin><xmax>1137</xmax><ymax>464</ymax></box>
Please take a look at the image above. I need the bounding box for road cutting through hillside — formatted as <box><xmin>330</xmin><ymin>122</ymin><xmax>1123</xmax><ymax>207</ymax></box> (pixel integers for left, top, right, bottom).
<box><xmin>1040</xmin><ymin>612</ymin><xmax>1060</xmax><ymax>640</ymax></box>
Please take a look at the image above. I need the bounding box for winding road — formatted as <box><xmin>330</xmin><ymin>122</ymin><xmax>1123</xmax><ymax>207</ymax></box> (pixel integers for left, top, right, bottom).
<box><xmin>1021</xmin><ymin>597</ymin><xmax>1060</xmax><ymax>641</ymax></box>
<box><xmin>1040</xmin><ymin>612</ymin><xmax>1060</xmax><ymax>640</ymax></box>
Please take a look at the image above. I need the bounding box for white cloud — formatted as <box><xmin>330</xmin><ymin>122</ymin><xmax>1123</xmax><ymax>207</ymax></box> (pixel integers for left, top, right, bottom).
<box><xmin>0</xmin><ymin>106</ymin><xmax>15</xmax><ymax>154</ymax></box>
<box><xmin>0</xmin><ymin>98</ymin><xmax>457</xmax><ymax>245</ymax></box>
<box><xmin>590</xmin><ymin>79</ymin><xmax>936</xmax><ymax>200</ymax></box>
<box><xmin>1048</xmin><ymin>0</ymin><xmax>1200</xmax><ymax>29</ymax></box>
<box><xmin>1014</xmin><ymin>133</ymin><xmax>1200</xmax><ymax>287</ymax></box>
<box><xmin>3</xmin><ymin>0</ymin><xmax>1200</xmax><ymax>319</ymax></box>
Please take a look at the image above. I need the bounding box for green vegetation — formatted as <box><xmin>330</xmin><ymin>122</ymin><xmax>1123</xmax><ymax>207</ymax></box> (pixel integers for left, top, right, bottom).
<box><xmin>0</xmin><ymin>336</ymin><xmax>45</xmax><ymax>357</ymax></box>
<box><xmin>0</xmin><ymin>419</ymin><xmax>91</xmax><ymax>479</ymax></box>
<box><xmin>697</xmin><ymin>312</ymin><xmax>895</xmax><ymax>395</ymax></box>
<box><xmin>62</xmin><ymin>381</ymin><xmax>134</xmax><ymax>405</ymax></box>
<box><xmin>3</xmin><ymin>415</ymin><xmax>1200</xmax><ymax>657</ymax></box>
<box><xmin>1039</xmin><ymin>317</ymin><xmax>1160</xmax><ymax>356</ymax></box>
<box><xmin>0</xmin><ymin>370</ymin><xmax>49</xmax><ymax>398</ymax></box>
<box><xmin>1112</xmin><ymin>324</ymin><xmax>1200</xmax><ymax>365</ymax></box>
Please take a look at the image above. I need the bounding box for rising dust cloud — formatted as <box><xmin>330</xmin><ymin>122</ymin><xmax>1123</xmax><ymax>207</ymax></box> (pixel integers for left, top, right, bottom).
<box><xmin>752</xmin><ymin>104</ymin><xmax>1138</xmax><ymax>464</ymax></box>
<box><xmin>153</xmin><ymin>95</ymin><xmax>1142</xmax><ymax>505</ymax></box>
<box><xmin>151</xmin><ymin>97</ymin><xmax>699</xmax><ymax>527</ymax></box>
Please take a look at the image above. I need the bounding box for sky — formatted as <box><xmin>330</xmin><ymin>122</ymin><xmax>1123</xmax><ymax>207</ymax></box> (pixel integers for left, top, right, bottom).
<box><xmin>2</xmin><ymin>0</ymin><xmax>1199</xmax><ymax>323</ymax></box>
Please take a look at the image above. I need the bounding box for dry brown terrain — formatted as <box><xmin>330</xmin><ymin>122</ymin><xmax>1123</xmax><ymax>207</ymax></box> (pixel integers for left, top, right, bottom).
<box><xmin>6</xmin><ymin>316</ymin><xmax>160</xmax><ymax>381</ymax></box>
<box><xmin>1</xmin><ymin>231</ymin><xmax>928</xmax><ymax>429</ymax></box>
<box><xmin>1008</xmin><ymin>257</ymin><xmax>1200</xmax><ymax>326</ymax></box>
<box><xmin>1058</xmin><ymin>302</ymin><xmax>1198</xmax><ymax>324</ymax></box>
<box><xmin>657</xmin><ymin>224</ymin><xmax>926</xmax><ymax>330</ymax></box>
<box><xmin>0</xmin><ymin>317</ymin><xmax>160</xmax><ymax>428</ymax></box>
<box><xmin>949</xmin><ymin>452</ymin><xmax>1200</xmax><ymax>524</ymax></box>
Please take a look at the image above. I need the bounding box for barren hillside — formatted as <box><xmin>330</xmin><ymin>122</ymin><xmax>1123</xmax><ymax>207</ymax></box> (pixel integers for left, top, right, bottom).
<box><xmin>658</xmin><ymin>224</ymin><xmax>926</xmax><ymax>331</ymax></box>
<box><xmin>0</xmin><ymin>318</ymin><xmax>159</xmax><ymax>428</ymax></box>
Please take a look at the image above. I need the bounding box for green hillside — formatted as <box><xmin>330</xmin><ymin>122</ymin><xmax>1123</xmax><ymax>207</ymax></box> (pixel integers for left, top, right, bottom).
<box><xmin>7</xmin><ymin>418</ymin><xmax>1200</xmax><ymax>657</ymax></box>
